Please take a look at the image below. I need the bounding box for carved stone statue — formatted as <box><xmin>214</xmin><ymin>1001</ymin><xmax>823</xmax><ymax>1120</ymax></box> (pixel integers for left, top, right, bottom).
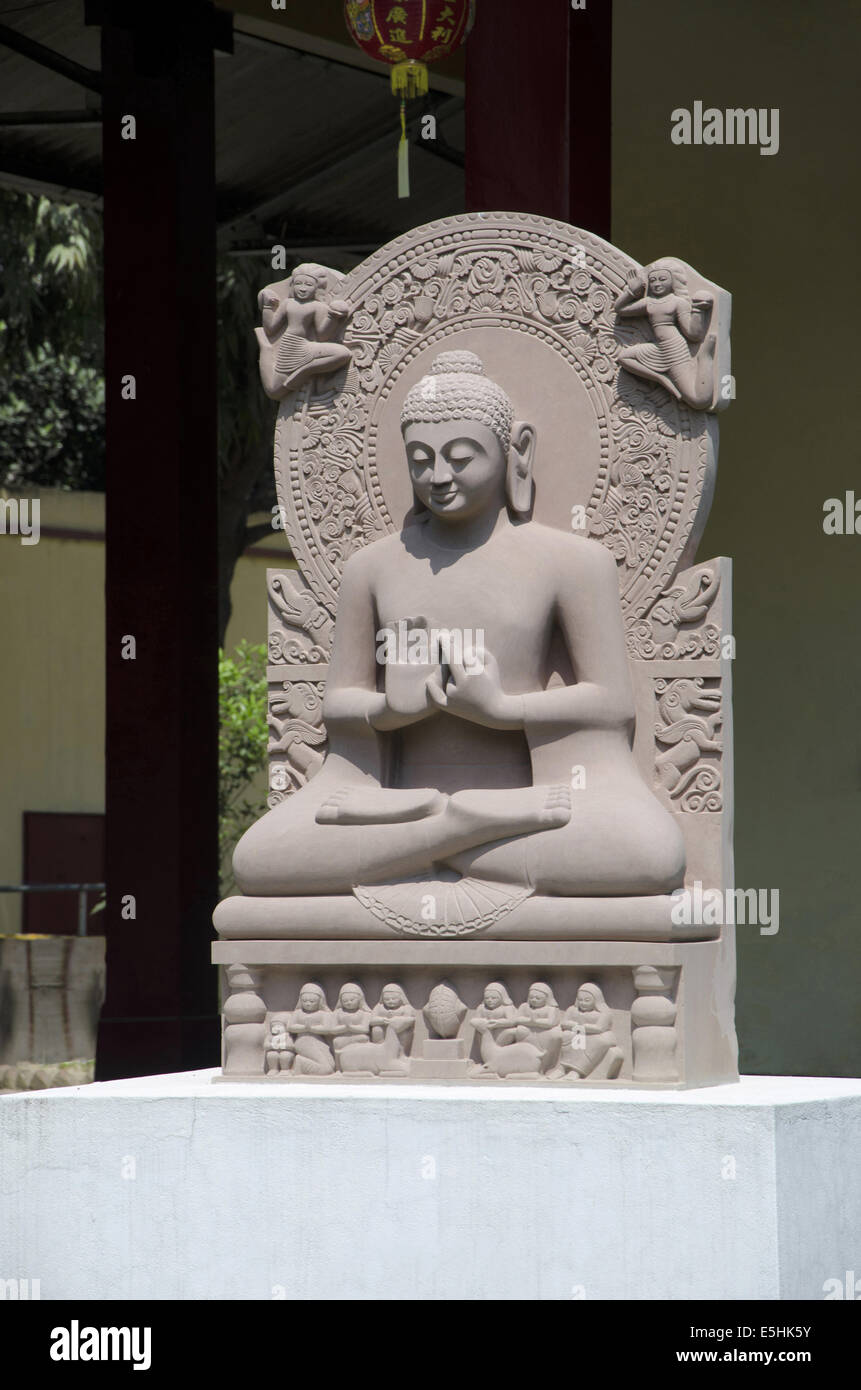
<box><xmin>372</xmin><ymin>984</ymin><xmax>416</xmax><ymax>1055</ymax></box>
<box><xmin>561</xmin><ymin>983</ymin><xmax>624</xmax><ymax>1079</ymax></box>
<box><xmin>473</xmin><ymin>982</ymin><xmax>519</xmax><ymax>1045</ymax></box>
<box><xmin>281</xmin><ymin>983</ymin><xmax>336</xmax><ymax>1076</ymax></box>
<box><xmin>615</xmin><ymin>258</ymin><xmax>717</xmax><ymax>409</ymax></box>
<box><xmin>264</xmin><ymin>1017</ymin><xmax>294</xmax><ymax>1074</ymax></box>
<box><xmin>232</xmin><ymin>349</ymin><xmax>684</xmax><ymax>905</ymax></box>
<box><xmin>213</xmin><ymin>212</ymin><xmax>738</xmax><ymax>1089</ymax></box>
<box><xmin>332</xmin><ymin>982</ymin><xmax>410</xmax><ymax>1075</ymax></box>
<box><xmin>256</xmin><ymin>263</ymin><xmax>352</xmax><ymax>401</ymax></box>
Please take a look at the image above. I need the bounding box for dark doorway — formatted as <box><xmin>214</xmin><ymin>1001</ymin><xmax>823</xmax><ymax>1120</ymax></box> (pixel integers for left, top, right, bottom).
<box><xmin>23</xmin><ymin>812</ymin><xmax>105</xmax><ymax>935</ymax></box>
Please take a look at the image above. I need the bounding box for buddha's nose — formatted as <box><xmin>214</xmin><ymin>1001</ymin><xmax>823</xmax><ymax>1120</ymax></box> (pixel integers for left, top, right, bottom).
<box><xmin>431</xmin><ymin>457</ymin><xmax>454</xmax><ymax>485</ymax></box>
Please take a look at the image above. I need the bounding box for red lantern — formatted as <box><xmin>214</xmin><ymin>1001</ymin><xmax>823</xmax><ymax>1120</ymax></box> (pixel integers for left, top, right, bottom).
<box><xmin>344</xmin><ymin>1</ymin><xmax>475</xmax><ymax>196</ymax></box>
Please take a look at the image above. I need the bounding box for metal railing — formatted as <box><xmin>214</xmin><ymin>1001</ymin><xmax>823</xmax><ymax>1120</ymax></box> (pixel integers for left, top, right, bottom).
<box><xmin>0</xmin><ymin>883</ymin><xmax>105</xmax><ymax>937</ymax></box>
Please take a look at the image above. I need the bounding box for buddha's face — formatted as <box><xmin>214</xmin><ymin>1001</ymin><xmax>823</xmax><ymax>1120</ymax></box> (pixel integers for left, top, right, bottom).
<box><xmin>382</xmin><ymin>988</ymin><xmax>401</xmax><ymax>1009</ymax></box>
<box><xmin>404</xmin><ymin>421</ymin><xmax>507</xmax><ymax>522</ymax></box>
<box><xmin>293</xmin><ymin>273</ymin><xmax>317</xmax><ymax>302</ymax></box>
<box><xmin>648</xmin><ymin>268</ymin><xmax>673</xmax><ymax>297</ymax></box>
<box><xmin>528</xmin><ymin>987</ymin><xmax>548</xmax><ymax>1009</ymax></box>
<box><xmin>341</xmin><ymin>988</ymin><xmax>362</xmax><ymax>1012</ymax></box>
<box><xmin>576</xmin><ymin>988</ymin><xmax>595</xmax><ymax>1010</ymax></box>
<box><xmin>484</xmin><ymin>987</ymin><xmax>502</xmax><ymax>1009</ymax></box>
<box><xmin>299</xmin><ymin>990</ymin><xmax>320</xmax><ymax>1012</ymax></box>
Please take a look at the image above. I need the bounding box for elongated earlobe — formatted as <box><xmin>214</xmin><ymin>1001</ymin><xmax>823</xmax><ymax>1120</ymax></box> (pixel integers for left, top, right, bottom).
<box><xmin>507</xmin><ymin>421</ymin><xmax>536</xmax><ymax>517</ymax></box>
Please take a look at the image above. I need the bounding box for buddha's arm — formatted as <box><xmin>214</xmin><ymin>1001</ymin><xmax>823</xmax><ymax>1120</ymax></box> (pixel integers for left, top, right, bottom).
<box><xmin>518</xmin><ymin>541</ymin><xmax>636</xmax><ymax>731</ymax></box>
<box><xmin>322</xmin><ymin>549</ymin><xmax>433</xmax><ymax>734</ymax></box>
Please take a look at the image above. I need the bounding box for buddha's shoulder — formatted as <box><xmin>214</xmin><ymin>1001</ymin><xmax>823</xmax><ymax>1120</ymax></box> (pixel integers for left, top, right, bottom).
<box><xmin>511</xmin><ymin>523</ymin><xmax>618</xmax><ymax>574</ymax></box>
<box><xmin>339</xmin><ymin>530</ymin><xmax>406</xmax><ymax>580</ymax></box>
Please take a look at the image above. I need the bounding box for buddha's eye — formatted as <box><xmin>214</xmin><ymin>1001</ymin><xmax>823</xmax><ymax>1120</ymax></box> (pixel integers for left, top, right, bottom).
<box><xmin>407</xmin><ymin>447</ymin><xmax>433</xmax><ymax>470</ymax></box>
<box><xmin>447</xmin><ymin>448</ymin><xmax>475</xmax><ymax>465</ymax></box>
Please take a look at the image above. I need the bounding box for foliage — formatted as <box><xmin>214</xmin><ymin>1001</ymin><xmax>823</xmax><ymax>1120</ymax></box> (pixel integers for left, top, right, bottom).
<box><xmin>0</xmin><ymin>188</ymin><xmax>282</xmax><ymax>640</ymax></box>
<box><xmin>0</xmin><ymin>190</ymin><xmax>104</xmax><ymax>488</ymax></box>
<box><xmin>0</xmin><ymin>345</ymin><xmax>105</xmax><ymax>489</ymax></box>
<box><xmin>218</xmin><ymin>641</ymin><xmax>269</xmax><ymax>891</ymax></box>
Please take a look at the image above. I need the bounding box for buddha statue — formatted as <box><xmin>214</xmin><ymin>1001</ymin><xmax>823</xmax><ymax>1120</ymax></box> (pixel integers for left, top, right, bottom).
<box><xmin>232</xmin><ymin>350</ymin><xmax>685</xmax><ymax>905</ymax></box>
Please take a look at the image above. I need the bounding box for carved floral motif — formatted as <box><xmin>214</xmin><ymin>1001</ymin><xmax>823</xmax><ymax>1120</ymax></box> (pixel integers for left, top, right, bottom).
<box><xmin>273</xmin><ymin>217</ymin><xmax>715</xmax><ymax>632</ymax></box>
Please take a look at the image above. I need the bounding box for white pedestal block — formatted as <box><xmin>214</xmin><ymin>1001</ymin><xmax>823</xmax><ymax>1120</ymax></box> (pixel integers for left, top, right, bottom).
<box><xmin>2</xmin><ymin>1072</ymin><xmax>859</xmax><ymax>1301</ymax></box>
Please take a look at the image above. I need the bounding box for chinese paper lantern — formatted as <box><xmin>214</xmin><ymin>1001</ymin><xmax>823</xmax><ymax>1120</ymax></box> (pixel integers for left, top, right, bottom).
<box><xmin>344</xmin><ymin>0</ymin><xmax>475</xmax><ymax>197</ymax></box>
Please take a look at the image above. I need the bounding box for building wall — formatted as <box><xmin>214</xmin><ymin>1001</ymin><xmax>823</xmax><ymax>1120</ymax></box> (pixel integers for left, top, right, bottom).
<box><xmin>0</xmin><ymin>488</ymin><xmax>285</xmax><ymax>933</ymax></box>
<box><xmin>613</xmin><ymin>0</ymin><xmax>861</xmax><ymax>1075</ymax></box>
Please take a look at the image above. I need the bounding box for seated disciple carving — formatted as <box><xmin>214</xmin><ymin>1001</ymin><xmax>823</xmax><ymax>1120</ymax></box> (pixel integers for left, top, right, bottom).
<box><xmin>509</xmin><ymin>982</ymin><xmax>565</xmax><ymax>1078</ymax></box>
<box><xmin>264</xmin><ymin>1017</ymin><xmax>295</xmax><ymax>1074</ymax></box>
<box><xmin>333</xmin><ymin>983</ymin><xmax>410</xmax><ymax>1075</ymax></box>
<box><xmin>615</xmin><ymin>259</ymin><xmax>715</xmax><ymax>408</ymax></box>
<box><xmin>371</xmin><ymin>984</ymin><xmax>416</xmax><ymax>1055</ymax></box>
<box><xmin>473</xmin><ymin>982</ymin><xmax>519</xmax><ymax>1046</ymax></box>
<box><xmin>471</xmin><ymin>982</ymin><xmax>563</xmax><ymax>1079</ymax></box>
<box><xmin>256</xmin><ymin>262</ymin><xmax>352</xmax><ymax>400</ymax></box>
<box><xmin>232</xmin><ymin>350</ymin><xmax>685</xmax><ymax>906</ymax></box>
<box><xmin>282</xmin><ymin>982</ymin><xmax>337</xmax><ymax>1076</ymax></box>
<box><xmin>561</xmin><ymin>983</ymin><xmax>624</xmax><ymax>1079</ymax></box>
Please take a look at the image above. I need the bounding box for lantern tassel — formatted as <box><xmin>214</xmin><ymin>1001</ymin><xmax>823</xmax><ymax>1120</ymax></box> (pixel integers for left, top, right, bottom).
<box><xmin>391</xmin><ymin>61</ymin><xmax>428</xmax><ymax>100</ymax></box>
<box><xmin>398</xmin><ymin>98</ymin><xmax>410</xmax><ymax>199</ymax></box>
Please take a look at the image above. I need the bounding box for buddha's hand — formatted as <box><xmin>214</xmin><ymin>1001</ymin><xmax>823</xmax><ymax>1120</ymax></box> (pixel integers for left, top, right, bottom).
<box><xmin>427</xmin><ymin>648</ymin><xmax>522</xmax><ymax>730</ymax></box>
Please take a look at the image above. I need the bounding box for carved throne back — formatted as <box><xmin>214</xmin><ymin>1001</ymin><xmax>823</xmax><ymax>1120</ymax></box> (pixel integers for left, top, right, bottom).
<box><xmin>265</xmin><ymin>214</ymin><xmax>733</xmax><ymax>897</ymax></box>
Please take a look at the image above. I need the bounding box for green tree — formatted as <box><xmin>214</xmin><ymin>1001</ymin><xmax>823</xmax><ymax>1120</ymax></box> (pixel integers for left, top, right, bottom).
<box><xmin>0</xmin><ymin>190</ymin><xmax>104</xmax><ymax>488</ymax></box>
<box><xmin>1</xmin><ymin>188</ymin><xmax>280</xmax><ymax>644</ymax></box>
<box><xmin>218</xmin><ymin>641</ymin><xmax>269</xmax><ymax>892</ymax></box>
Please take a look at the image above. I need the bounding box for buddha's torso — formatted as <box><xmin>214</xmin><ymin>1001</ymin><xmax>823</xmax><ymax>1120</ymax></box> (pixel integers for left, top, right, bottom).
<box><xmin>368</xmin><ymin>521</ymin><xmax>580</xmax><ymax>792</ymax></box>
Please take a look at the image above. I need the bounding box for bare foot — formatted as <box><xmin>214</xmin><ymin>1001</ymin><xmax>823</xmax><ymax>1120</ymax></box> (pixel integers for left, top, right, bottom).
<box><xmin>443</xmin><ymin>784</ymin><xmax>571</xmax><ymax>849</ymax></box>
<box><xmin>316</xmin><ymin>786</ymin><xmax>447</xmax><ymax>825</ymax></box>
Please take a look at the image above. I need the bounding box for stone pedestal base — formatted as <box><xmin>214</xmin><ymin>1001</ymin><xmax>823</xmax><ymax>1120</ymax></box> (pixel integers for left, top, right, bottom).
<box><xmin>213</xmin><ymin>936</ymin><xmax>737</xmax><ymax>1088</ymax></box>
<box><xmin>2</xmin><ymin>1072</ymin><xmax>860</xmax><ymax>1300</ymax></box>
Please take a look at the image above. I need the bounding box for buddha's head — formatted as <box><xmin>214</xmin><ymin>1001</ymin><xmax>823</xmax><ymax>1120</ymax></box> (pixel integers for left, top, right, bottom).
<box><xmin>400</xmin><ymin>351</ymin><xmax>535</xmax><ymax>523</ymax></box>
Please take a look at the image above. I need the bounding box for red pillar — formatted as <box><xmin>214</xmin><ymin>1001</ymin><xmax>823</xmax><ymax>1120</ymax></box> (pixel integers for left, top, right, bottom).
<box><xmin>95</xmin><ymin>2</ymin><xmax>224</xmax><ymax>1077</ymax></box>
<box><xmin>465</xmin><ymin>0</ymin><xmax>612</xmax><ymax>237</ymax></box>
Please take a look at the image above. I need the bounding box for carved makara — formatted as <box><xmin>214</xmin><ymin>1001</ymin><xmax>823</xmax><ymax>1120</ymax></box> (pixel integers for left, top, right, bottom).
<box><xmin>267</xmin><ymin>570</ymin><xmax>333</xmax><ymax>664</ymax></box>
<box><xmin>655</xmin><ymin>676</ymin><xmax>723</xmax><ymax>812</ymax></box>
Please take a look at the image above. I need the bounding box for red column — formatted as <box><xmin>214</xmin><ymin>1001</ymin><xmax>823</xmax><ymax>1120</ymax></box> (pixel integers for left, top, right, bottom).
<box><xmin>96</xmin><ymin>2</ymin><xmax>223</xmax><ymax>1077</ymax></box>
<box><xmin>465</xmin><ymin>0</ymin><xmax>612</xmax><ymax>237</ymax></box>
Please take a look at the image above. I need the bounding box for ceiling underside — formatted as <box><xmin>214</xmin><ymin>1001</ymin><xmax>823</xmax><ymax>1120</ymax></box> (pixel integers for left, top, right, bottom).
<box><xmin>0</xmin><ymin>0</ymin><xmax>465</xmax><ymax>264</ymax></box>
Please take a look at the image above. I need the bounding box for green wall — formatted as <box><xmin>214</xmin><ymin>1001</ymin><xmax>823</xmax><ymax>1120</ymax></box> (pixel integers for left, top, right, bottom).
<box><xmin>613</xmin><ymin>0</ymin><xmax>860</xmax><ymax>1074</ymax></box>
